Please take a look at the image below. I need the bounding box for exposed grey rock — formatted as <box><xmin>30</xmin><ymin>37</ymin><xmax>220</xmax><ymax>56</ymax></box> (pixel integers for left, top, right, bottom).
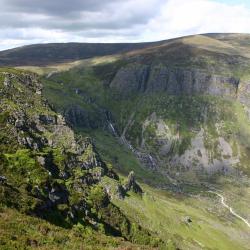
<box><xmin>59</xmin><ymin>171</ymin><xmax>70</xmax><ymax>180</ymax></box>
<box><xmin>15</xmin><ymin>119</ymin><xmax>26</xmax><ymax>129</ymax></box>
<box><xmin>171</xmin><ymin>128</ymin><xmax>239</xmax><ymax>175</ymax></box>
<box><xmin>183</xmin><ymin>216</ymin><xmax>192</xmax><ymax>224</ymax></box>
<box><xmin>103</xmin><ymin>180</ymin><xmax>126</xmax><ymax>200</ymax></box>
<box><xmin>49</xmin><ymin>184</ymin><xmax>68</xmax><ymax>204</ymax></box>
<box><xmin>0</xmin><ymin>70</ymin><xmax>128</xmax><ymax>234</ymax></box>
<box><xmin>78</xmin><ymin>141</ymin><xmax>107</xmax><ymax>171</ymax></box>
<box><xmin>39</xmin><ymin>114</ymin><xmax>56</xmax><ymax>125</ymax></box>
<box><xmin>4</xmin><ymin>75</ymin><xmax>11</xmax><ymax>87</ymax></box>
<box><xmin>238</xmin><ymin>81</ymin><xmax>250</xmax><ymax>120</ymax></box>
<box><xmin>124</xmin><ymin>171</ymin><xmax>142</xmax><ymax>194</ymax></box>
<box><xmin>135</xmin><ymin>152</ymin><xmax>157</xmax><ymax>170</ymax></box>
<box><xmin>0</xmin><ymin>176</ymin><xmax>7</xmax><ymax>184</ymax></box>
<box><xmin>64</xmin><ymin>105</ymin><xmax>99</xmax><ymax>129</ymax></box>
<box><xmin>110</xmin><ymin>63</ymin><xmax>239</xmax><ymax>98</ymax></box>
<box><xmin>91</xmin><ymin>167</ymin><xmax>105</xmax><ymax>181</ymax></box>
<box><xmin>37</xmin><ymin>156</ymin><xmax>46</xmax><ymax>166</ymax></box>
<box><xmin>116</xmin><ymin>185</ymin><xmax>126</xmax><ymax>199</ymax></box>
<box><xmin>17</xmin><ymin>134</ymin><xmax>40</xmax><ymax>150</ymax></box>
<box><xmin>36</xmin><ymin>89</ymin><xmax>42</xmax><ymax>95</ymax></box>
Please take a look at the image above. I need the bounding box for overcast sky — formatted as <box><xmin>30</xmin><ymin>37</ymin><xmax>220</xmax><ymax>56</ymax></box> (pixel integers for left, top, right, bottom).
<box><xmin>0</xmin><ymin>0</ymin><xmax>250</xmax><ymax>51</ymax></box>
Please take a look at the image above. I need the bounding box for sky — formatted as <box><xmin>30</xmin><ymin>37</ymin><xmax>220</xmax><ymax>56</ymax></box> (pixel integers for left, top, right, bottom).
<box><xmin>0</xmin><ymin>0</ymin><xmax>250</xmax><ymax>51</ymax></box>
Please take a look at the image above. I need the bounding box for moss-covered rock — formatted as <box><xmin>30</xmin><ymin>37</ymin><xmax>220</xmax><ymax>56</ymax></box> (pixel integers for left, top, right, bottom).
<box><xmin>0</xmin><ymin>69</ymin><xmax>161</xmax><ymax>248</ymax></box>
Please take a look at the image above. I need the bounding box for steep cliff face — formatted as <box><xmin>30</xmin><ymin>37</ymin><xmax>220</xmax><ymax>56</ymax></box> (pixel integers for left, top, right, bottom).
<box><xmin>105</xmin><ymin>92</ymin><xmax>250</xmax><ymax>187</ymax></box>
<box><xmin>109</xmin><ymin>60</ymin><xmax>250</xmax><ymax>123</ymax></box>
<box><xmin>238</xmin><ymin>80</ymin><xmax>250</xmax><ymax>119</ymax></box>
<box><xmin>136</xmin><ymin>111</ymin><xmax>242</xmax><ymax>181</ymax></box>
<box><xmin>110</xmin><ymin>63</ymin><xmax>240</xmax><ymax>98</ymax></box>
<box><xmin>63</xmin><ymin>104</ymin><xmax>106</xmax><ymax>129</ymax></box>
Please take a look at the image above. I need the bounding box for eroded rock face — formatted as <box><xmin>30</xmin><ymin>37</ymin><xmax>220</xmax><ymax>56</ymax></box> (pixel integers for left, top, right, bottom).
<box><xmin>48</xmin><ymin>183</ymin><xmax>68</xmax><ymax>205</ymax></box>
<box><xmin>128</xmin><ymin>111</ymin><xmax>243</xmax><ymax>182</ymax></box>
<box><xmin>170</xmin><ymin>128</ymin><xmax>239</xmax><ymax>175</ymax></box>
<box><xmin>64</xmin><ymin>105</ymin><xmax>93</xmax><ymax>128</ymax></box>
<box><xmin>110</xmin><ymin>63</ymin><xmax>239</xmax><ymax>98</ymax></box>
<box><xmin>3</xmin><ymin>74</ymin><xmax>11</xmax><ymax>87</ymax></box>
<box><xmin>63</xmin><ymin>105</ymin><xmax>108</xmax><ymax>129</ymax></box>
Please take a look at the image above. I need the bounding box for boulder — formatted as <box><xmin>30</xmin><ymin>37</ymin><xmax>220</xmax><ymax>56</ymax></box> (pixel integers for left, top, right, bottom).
<box><xmin>183</xmin><ymin>216</ymin><xmax>192</xmax><ymax>224</ymax></box>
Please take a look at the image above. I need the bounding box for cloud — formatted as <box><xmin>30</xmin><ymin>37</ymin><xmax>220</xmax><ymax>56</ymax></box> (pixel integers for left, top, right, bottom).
<box><xmin>0</xmin><ymin>0</ymin><xmax>250</xmax><ymax>50</ymax></box>
<box><xmin>0</xmin><ymin>0</ymin><xmax>163</xmax><ymax>29</ymax></box>
<box><xmin>142</xmin><ymin>0</ymin><xmax>250</xmax><ymax>41</ymax></box>
<box><xmin>2</xmin><ymin>0</ymin><xmax>120</xmax><ymax>16</ymax></box>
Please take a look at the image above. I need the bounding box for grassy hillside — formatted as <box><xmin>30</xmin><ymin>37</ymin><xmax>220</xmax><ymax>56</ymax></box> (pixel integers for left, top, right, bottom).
<box><xmin>114</xmin><ymin>184</ymin><xmax>250</xmax><ymax>250</ymax></box>
<box><xmin>1</xmin><ymin>34</ymin><xmax>250</xmax><ymax>249</ymax></box>
<box><xmin>0</xmin><ymin>205</ymin><xmax>134</xmax><ymax>250</ymax></box>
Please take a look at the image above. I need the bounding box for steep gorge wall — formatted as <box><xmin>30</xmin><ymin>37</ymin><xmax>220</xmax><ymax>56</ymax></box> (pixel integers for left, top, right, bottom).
<box><xmin>110</xmin><ymin>63</ymin><xmax>240</xmax><ymax>98</ymax></box>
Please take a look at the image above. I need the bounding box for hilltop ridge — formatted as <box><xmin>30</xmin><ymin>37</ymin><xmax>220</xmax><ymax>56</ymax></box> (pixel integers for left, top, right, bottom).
<box><xmin>1</xmin><ymin>33</ymin><xmax>250</xmax><ymax>66</ymax></box>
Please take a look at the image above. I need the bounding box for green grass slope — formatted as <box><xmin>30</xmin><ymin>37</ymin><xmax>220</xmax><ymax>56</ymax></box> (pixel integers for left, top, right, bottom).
<box><xmin>114</xmin><ymin>184</ymin><xmax>250</xmax><ymax>250</ymax></box>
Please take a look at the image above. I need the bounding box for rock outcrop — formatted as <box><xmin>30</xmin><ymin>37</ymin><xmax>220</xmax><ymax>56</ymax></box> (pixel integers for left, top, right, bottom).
<box><xmin>110</xmin><ymin>63</ymin><xmax>239</xmax><ymax>98</ymax></box>
<box><xmin>124</xmin><ymin>171</ymin><xmax>143</xmax><ymax>194</ymax></box>
<box><xmin>64</xmin><ymin>105</ymin><xmax>100</xmax><ymax>129</ymax></box>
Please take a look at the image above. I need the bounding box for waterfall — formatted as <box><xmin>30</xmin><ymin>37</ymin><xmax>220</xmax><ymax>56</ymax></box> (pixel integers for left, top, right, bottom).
<box><xmin>108</xmin><ymin>122</ymin><xmax>119</xmax><ymax>137</ymax></box>
<box><xmin>109</xmin><ymin>122</ymin><xmax>116</xmax><ymax>134</ymax></box>
<box><xmin>107</xmin><ymin>118</ymin><xmax>157</xmax><ymax>169</ymax></box>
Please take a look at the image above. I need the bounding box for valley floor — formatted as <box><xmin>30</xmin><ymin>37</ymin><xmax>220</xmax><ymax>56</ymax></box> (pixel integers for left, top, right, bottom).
<box><xmin>114</xmin><ymin>183</ymin><xmax>250</xmax><ymax>250</ymax></box>
<box><xmin>208</xmin><ymin>191</ymin><xmax>250</xmax><ymax>228</ymax></box>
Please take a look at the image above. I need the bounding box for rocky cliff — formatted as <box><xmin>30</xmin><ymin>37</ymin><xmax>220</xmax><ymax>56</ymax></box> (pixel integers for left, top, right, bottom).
<box><xmin>0</xmin><ymin>69</ymin><xmax>161</xmax><ymax>248</ymax></box>
<box><xmin>110</xmin><ymin>63</ymin><xmax>240</xmax><ymax>98</ymax></box>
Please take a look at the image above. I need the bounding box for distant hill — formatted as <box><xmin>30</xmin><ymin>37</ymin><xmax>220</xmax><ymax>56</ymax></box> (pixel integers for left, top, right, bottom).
<box><xmin>0</xmin><ymin>40</ymin><xmax>166</xmax><ymax>66</ymax></box>
<box><xmin>1</xmin><ymin>33</ymin><xmax>250</xmax><ymax>67</ymax></box>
